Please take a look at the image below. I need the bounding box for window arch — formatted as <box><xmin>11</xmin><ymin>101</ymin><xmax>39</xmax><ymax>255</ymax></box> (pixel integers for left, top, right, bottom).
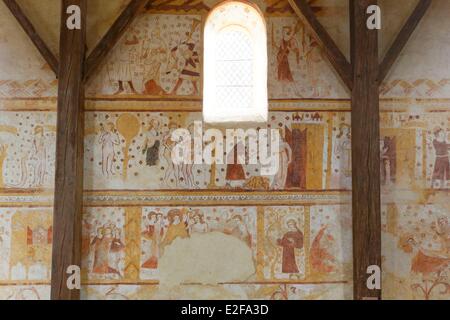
<box><xmin>203</xmin><ymin>1</ymin><xmax>268</xmax><ymax>123</ymax></box>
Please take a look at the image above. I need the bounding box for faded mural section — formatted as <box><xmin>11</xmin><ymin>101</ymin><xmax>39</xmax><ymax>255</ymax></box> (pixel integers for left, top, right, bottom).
<box><xmin>0</xmin><ymin>0</ymin><xmax>448</xmax><ymax>300</ymax></box>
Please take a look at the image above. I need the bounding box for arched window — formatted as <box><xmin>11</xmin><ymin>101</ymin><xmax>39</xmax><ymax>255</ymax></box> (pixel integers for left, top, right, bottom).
<box><xmin>203</xmin><ymin>1</ymin><xmax>268</xmax><ymax>123</ymax></box>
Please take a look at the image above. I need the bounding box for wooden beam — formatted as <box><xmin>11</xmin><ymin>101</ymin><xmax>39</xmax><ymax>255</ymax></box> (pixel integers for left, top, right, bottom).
<box><xmin>350</xmin><ymin>0</ymin><xmax>381</xmax><ymax>300</ymax></box>
<box><xmin>2</xmin><ymin>0</ymin><xmax>59</xmax><ymax>75</ymax></box>
<box><xmin>378</xmin><ymin>0</ymin><xmax>431</xmax><ymax>83</ymax></box>
<box><xmin>84</xmin><ymin>0</ymin><xmax>147</xmax><ymax>82</ymax></box>
<box><xmin>288</xmin><ymin>0</ymin><xmax>353</xmax><ymax>90</ymax></box>
<box><xmin>51</xmin><ymin>0</ymin><xmax>86</xmax><ymax>300</ymax></box>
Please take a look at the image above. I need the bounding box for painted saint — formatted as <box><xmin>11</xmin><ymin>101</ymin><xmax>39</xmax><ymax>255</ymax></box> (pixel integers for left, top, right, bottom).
<box><xmin>277</xmin><ymin>220</ymin><xmax>304</xmax><ymax>274</ymax></box>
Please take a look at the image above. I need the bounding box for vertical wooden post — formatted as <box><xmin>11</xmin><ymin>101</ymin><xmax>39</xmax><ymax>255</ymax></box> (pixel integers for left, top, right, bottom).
<box><xmin>350</xmin><ymin>0</ymin><xmax>382</xmax><ymax>300</ymax></box>
<box><xmin>51</xmin><ymin>0</ymin><xmax>86</xmax><ymax>300</ymax></box>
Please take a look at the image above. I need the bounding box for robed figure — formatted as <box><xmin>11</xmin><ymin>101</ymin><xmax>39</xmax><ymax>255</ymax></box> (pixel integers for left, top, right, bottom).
<box><xmin>277</xmin><ymin>220</ymin><xmax>304</xmax><ymax>274</ymax></box>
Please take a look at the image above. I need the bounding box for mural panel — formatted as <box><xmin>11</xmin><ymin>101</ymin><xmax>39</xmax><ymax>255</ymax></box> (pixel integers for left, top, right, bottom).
<box><xmin>84</xmin><ymin>110</ymin><xmax>335</xmax><ymax>191</ymax></box>
<box><xmin>0</xmin><ymin>111</ymin><xmax>56</xmax><ymax>190</ymax></box>
<box><xmin>0</xmin><ymin>208</ymin><xmax>52</xmax><ymax>282</ymax></box>
<box><xmin>383</xmin><ymin>204</ymin><xmax>450</xmax><ymax>300</ymax></box>
<box><xmin>86</xmin><ymin>14</ymin><xmax>202</xmax><ymax>99</ymax></box>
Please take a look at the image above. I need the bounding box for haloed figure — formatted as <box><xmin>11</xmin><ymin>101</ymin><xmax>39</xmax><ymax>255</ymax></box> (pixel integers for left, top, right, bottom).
<box><xmin>277</xmin><ymin>220</ymin><xmax>304</xmax><ymax>274</ymax></box>
<box><xmin>99</xmin><ymin>122</ymin><xmax>120</xmax><ymax>176</ymax></box>
<box><xmin>142</xmin><ymin>212</ymin><xmax>164</xmax><ymax>269</ymax></box>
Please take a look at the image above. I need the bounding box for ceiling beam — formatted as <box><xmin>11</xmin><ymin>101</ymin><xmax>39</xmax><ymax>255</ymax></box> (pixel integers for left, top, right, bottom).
<box><xmin>84</xmin><ymin>0</ymin><xmax>148</xmax><ymax>82</ymax></box>
<box><xmin>3</xmin><ymin>0</ymin><xmax>59</xmax><ymax>75</ymax></box>
<box><xmin>288</xmin><ymin>0</ymin><xmax>353</xmax><ymax>91</ymax></box>
<box><xmin>378</xmin><ymin>0</ymin><xmax>432</xmax><ymax>83</ymax></box>
<box><xmin>51</xmin><ymin>0</ymin><xmax>86</xmax><ymax>300</ymax></box>
<box><xmin>350</xmin><ymin>0</ymin><xmax>381</xmax><ymax>300</ymax></box>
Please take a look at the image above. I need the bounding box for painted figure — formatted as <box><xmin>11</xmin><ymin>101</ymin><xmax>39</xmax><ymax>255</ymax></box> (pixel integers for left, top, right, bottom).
<box><xmin>161</xmin><ymin>122</ymin><xmax>179</xmax><ymax>186</ymax></box>
<box><xmin>143</xmin><ymin>119</ymin><xmax>161</xmax><ymax>167</ymax></box>
<box><xmin>381</xmin><ymin>136</ymin><xmax>397</xmax><ymax>185</ymax></box>
<box><xmin>170</xmin><ymin>25</ymin><xmax>201</xmax><ymax>96</ymax></box>
<box><xmin>435</xmin><ymin>216</ymin><xmax>450</xmax><ymax>254</ymax></box>
<box><xmin>334</xmin><ymin>124</ymin><xmax>352</xmax><ymax>179</ymax></box>
<box><xmin>304</xmin><ymin>38</ymin><xmax>323</xmax><ymax>97</ymax></box>
<box><xmin>272</xmin><ymin>136</ymin><xmax>292</xmax><ymax>190</ymax></box>
<box><xmin>91</xmin><ymin>225</ymin><xmax>124</xmax><ymax>276</ymax></box>
<box><xmin>99</xmin><ymin>122</ymin><xmax>120</xmax><ymax>176</ymax></box>
<box><xmin>277</xmin><ymin>220</ymin><xmax>304</xmax><ymax>274</ymax></box>
<box><xmin>179</xmin><ymin>123</ymin><xmax>195</xmax><ymax>188</ymax></box>
<box><xmin>109</xmin><ymin>226</ymin><xmax>125</xmax><ymax>275</ymax></box>
<box><xmin>272</xmin><ymin>23</ymin><xmax>301</xmax><ymax>96</ymax></box>
<box><xmin>31</xmin><ymin>126</ymin><xmax>47</xmax><ymax>187</ymax></box>
<box><xmin>141</xmin><ymin>27</ymin><xmax>167</xmax><ymax>95</ymax></box>
<box><xmin>142</xmin><ymin>212</ymin><xmax>165</xmax><ymax>269</ymax></box>
<box><xmin>189</xmin><ymin>211</ymin><xmax>208</xmax><ymax>234</ymax></box>
<box><xmin>431</xmin><ymin>128</ymin><xmax>450</xmax><ymax>188</ymax></box>
<box><xmin>160</xmin><ymin>209</ymin><xmax>189</xmax><ymax>252</ymax></box>
<box><xmin>275</xmin><ymin>25</ymin><xmax>300</xmax><ymax>82</ymax></box>
<box><xmin>110</xmin><ymin>35</ymin><xmax>139</xmax><ymax>95</ymax></box>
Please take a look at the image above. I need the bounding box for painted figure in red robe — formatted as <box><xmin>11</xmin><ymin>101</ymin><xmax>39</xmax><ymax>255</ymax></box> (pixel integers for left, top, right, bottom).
<box><xmin>277</xmin><ymin>220</ymin><xmax>304</xmax><ymax>274</ymax></box>
<box><xmin>91</xmin><ymin>225</ymin><xmax>123</xmax><ymax>276</ymax></box>
<box><xmin>276</xmin><ymin>26</ymin><xmax>300</xmax><ymax>83</ymax></box>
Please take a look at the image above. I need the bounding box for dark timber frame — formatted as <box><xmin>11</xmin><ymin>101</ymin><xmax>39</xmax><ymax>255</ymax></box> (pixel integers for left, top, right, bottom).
<box><xmin>51</xmin><ymin>0</ymin><xmax>87</xmax><ymax>300</ymax></box>
<box><xmin>350</xmin><ymin>0</ymin><xmax>381</xmax><ymax>300</ymax></box>
<box><xmin>3</xmin><ymin>0</ymin><xmax>431</xmax><ymax>300</ymax></box>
